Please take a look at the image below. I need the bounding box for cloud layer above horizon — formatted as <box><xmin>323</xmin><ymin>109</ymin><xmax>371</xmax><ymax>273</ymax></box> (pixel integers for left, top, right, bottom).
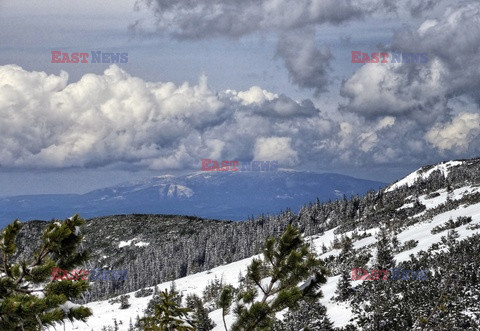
<box><xmin>0</xmin><ymin>0</ymin><xmax>479</xmax><ymax>174</ymax></box>
<box><xmin>0</xmin><ymin>59</ymin><xmax>478</xmax><ymax>172</ymax></box>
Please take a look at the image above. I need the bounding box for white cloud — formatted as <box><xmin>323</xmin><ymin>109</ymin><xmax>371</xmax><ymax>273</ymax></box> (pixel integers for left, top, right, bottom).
<box><xmin>1</xmin><ymin>63</ymin><xmax>477</xmax><ymax>174</ymax></box>
<box><xmin>235</xmin><ymin>86</ymin><xmax>277</xmax><ymax>105</ymax></box>
<box><xmin>417</xmin><ymin>19</ymin><xmax>438</xmax><ymax>36</ymax></box>
<box><xmin>253</xmin><ymin>137</ymin><xmax>298</xmax><ymax>166</ymax></box>
<box><xmin>0</xmin><ymin>65</ymin><xmax>323</xmax><ymax>170</ymax></box>
<box><xmin>426</xmin><ymin>112</ymin><xmax>480</xmax><ymax>152</ymax></box>
<box><xmin>341</xmin><ymin>60</ymin><xmax>447</xmax><ymax>119</ymax></box>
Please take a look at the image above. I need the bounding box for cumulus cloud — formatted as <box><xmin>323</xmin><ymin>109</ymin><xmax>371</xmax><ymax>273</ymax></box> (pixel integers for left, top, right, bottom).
<box><xmin>224</xmin><ymin>88</ymin><xmax>319</xmax><ymax>118</ymax></box>
<box><xmin>393</xmin><ymin>3</ymin><xmax>480</xmax><ymax>104</ymax></box>
<box><xmin>253</xmin><ymin>137</ymin><xmax>298</xmax><ymax>166</ymax></box>
<box><xmin>0</xmin><ymin>64</ymin><xmax>334</xmax><ymax>170</ymax></box>
<box><xmin>340</xmin><ymin>59</ymin><xmax>448</xmax><ymax>121</ymax></box>
<box><xmin>1</xmin><ymin>53</ymin><xmax>477</xmax><ymax>174</ymax></box>
<box><xmin>426</xmin><ymin>112</ymin><xmax>480</xmax><ymax>152</ymax></box>
<box><xmin>342</xmin><ymin>2</ymin><xmax>480</xmax><ymax>117</ymax></box>
<box><xmin>233</xmin><ymin>86</ymin><xmax>277</xmax><ymax>106</ymax></box>
<box><xmin>338</xmin><ymin>2</ymin><xmax>480</xmax><ymax>163</ymax></box>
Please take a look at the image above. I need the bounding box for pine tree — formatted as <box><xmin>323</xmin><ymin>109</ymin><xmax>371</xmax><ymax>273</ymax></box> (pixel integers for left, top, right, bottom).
<box><xmin>218</xmin><ymin>285</ymin><xmax>234</xmax><ymax>331</ymax></box>
<box><xmin>169</xmin><ymin>281</ymin><xmax>182</xmax><ymax>305</ymax></box>
<box><xmin>135</xmin><ymin>314</ymin><xmax>141</xmax><ymax>329</ymax></box>
<box><xmin>140</xmin><ymin>289</ymin><xmax>194</xmax><ymax>331</ymax></box>
<box><xmin>0</xmin><ymin>215</ymin><xmax>92</xmax><ymax>330</ymax></box>
<box><xmin>338</xmin><ymin>235</ymin><xmax>355</xmax><ymax>269</ymax></box>
<box><xmin>128</xmin><ymin>318</ymin><xmax>135</xmax><ymax>331</ymax></box>
<box><xmin>335</xmin><ymin>268</ymin><xmax>353</xmax><ymax>301</ymax></box>
<box><xmin>272</xmin><ymin>298</ymin><xmax>334</xmax><ymax>331</ymax></box>
<box><xmin>392</xmin><ymin>231</ymin><xmax>400</xmax><ymax>252</ymax></box>
<box><xmin>189</xmin><ymin>294</ymin><xmax>215</xmax><ymax>331</ymax></box>
<box><xmin>375</xmin><ymin>226</ymin><xmax>395</xmax><ymax>270</ymax></box>
<box><xmin>231</xmin><ymin>225</ymin><xmax>328</xmax><ymax>331</ymax></box>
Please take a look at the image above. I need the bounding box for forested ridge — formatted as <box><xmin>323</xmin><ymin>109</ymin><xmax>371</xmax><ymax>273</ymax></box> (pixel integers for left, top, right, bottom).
<box><xmin>10</xmin><ymin>158</ymin><xmax>480</xmax><ymax>307</ymax></box>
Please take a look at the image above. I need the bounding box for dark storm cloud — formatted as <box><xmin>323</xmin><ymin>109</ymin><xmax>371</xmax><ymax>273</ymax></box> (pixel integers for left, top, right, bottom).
<box><xmin>276</xmin><ymin>29</ymin><xmax>333</xmax><ymax>95</ymax></box>
<box><xmin>407</xmin><ymin>0</ymin><xmax>441</xmax><ymax>17</ymax></box>
<box><xmin>132</xmin><ymin>0</ymin><xmax>364</xmax><ymax>39</ymax></box>
<box><xmin>130</xmin><ymin>0</ymin><xmax>366</xmax><ymax>94</ymax></box>
<box><xmin>131</xmin><ymin>0</ymin><xmax>448</xmax><ymax>95</ymax></box>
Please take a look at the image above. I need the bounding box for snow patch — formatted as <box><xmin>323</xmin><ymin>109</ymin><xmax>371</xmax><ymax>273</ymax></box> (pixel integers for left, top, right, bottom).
<box><xmin>118</xmin><ymin>239</ymin><xmax>134</xmax><ymax>248</ymax></box>
<box><xmin>167</xmin><ymin>184</ymin><xmax>194</xmax><ymax>198</ymax></box>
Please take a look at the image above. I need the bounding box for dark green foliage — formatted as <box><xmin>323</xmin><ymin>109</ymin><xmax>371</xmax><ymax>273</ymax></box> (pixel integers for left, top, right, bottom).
<box><xmin>140</xmin><ymin>289</ymin><xmax>194</xmax><ymax>331</ymax></box>
<box><xmin>431</xmin><ymin>216</ymin><xmax>473</xmax><ymax>234</ymax></box>
<box><xmin>272</xmin><ymin>297</ymin><xmax>334</xmax><ymax>331</ymax></box>
<box><xmin>146</xmin><ymin>284</ymin><xmax>182</xmax><ymax>317</ymax></box>
<box><xmin>335</xmin><ymin>268</ymin><xmax>353</xmax><ymax>301</ymax></box>
<box><xmin>0</xmin><ymin>215</ymin><xmax>92</xmax><ymax>330</ymax></box>
<box><xmin>231</xmin><ymin>225</ymin><xmax>328</xmax><ymax>331</ymax></box>
<box><xmin>375</xmin><ymin>226</ymin><xmax>395</xmax><ymax>270</ymax></box>
<box><xmin>218</xmin><ymin>285</ymin><xmax>234</xmax><ymax>331</ymax></box>
<box><xmin>399</xmin><ymin>239</ymin><xmax>418</xmax><ymax>252</ymax></box>
<box><xmin>202</xmin><ymin>276</ymin><xmax>224</xmax><ymax>308</ymax></box>
<box><xmin>187</xmin><ymin>294</ymin><xmax>215</xmax><ymax>331</ymax></box>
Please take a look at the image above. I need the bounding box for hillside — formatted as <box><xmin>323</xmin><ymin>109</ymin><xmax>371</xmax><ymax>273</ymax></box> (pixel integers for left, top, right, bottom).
<box><xmin>9</xmin><ymin>156</ymin><xmax>480</xmax><ymax>330</ymax></box>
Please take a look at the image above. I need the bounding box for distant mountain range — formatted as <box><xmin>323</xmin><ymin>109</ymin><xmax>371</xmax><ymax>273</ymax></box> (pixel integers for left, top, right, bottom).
<box><xmin>0</xmin><ymin>170</ymin><xmax>385</xmax><ymax>227</ymax></box>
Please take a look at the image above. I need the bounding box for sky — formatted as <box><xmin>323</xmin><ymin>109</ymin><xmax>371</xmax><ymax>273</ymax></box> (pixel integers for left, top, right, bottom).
<box><xmin>0</xmin><ymin>0</ymin><xmax>479</xmax><ymax>195</ymax></box>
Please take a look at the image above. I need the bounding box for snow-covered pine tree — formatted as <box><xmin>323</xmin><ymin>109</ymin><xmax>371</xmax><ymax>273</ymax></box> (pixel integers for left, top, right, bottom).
<box><xmin>0</xmin><ymin>215</ymin><xmax>91</xmax><ymax>330</ymax></box>
<box><xmin>120</xmin><ymin>295</ymin><xmax>131</xmax><ymax>309</ymax></box>
<box><xmin>375</xmin><ymin>226</ymin><xmax>395</xmax><ymax>270</ymax></box>
<box><xmin>335</xmin><ymin>268</ymin><xmax>353</xmax><ymax>301</ymax></box>
<box><xmin>128</xmin><ymin>318</ymin><xmax>135</xmax><ymax>331</ymax></box>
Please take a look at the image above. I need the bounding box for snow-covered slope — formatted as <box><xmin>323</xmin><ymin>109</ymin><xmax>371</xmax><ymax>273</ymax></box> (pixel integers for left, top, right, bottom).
<box><xmin>37</xmin><ymin>157</ymin><xmax>480</xmax><ymax>330</ymax></box>
<box><xmin>386</xmin><ymin>160</ymin><xmax>464</xmax><ymax>192</ymax></box>
<box><xmin>49</xmin><ymin>186</ymin><xmax>480</xmax><ymax>330</ymax></box>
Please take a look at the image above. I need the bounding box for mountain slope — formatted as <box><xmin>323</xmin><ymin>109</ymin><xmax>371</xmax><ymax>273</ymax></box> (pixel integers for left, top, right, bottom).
<box><xmin>46</xmin><ymin>183</ymin><xmax>480</xmax><ymax>330</ymax></box>
<box><xmin>10</xmin><ymin>156</ymin><xmax>480</xmax><ymax>330</ymax></box>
